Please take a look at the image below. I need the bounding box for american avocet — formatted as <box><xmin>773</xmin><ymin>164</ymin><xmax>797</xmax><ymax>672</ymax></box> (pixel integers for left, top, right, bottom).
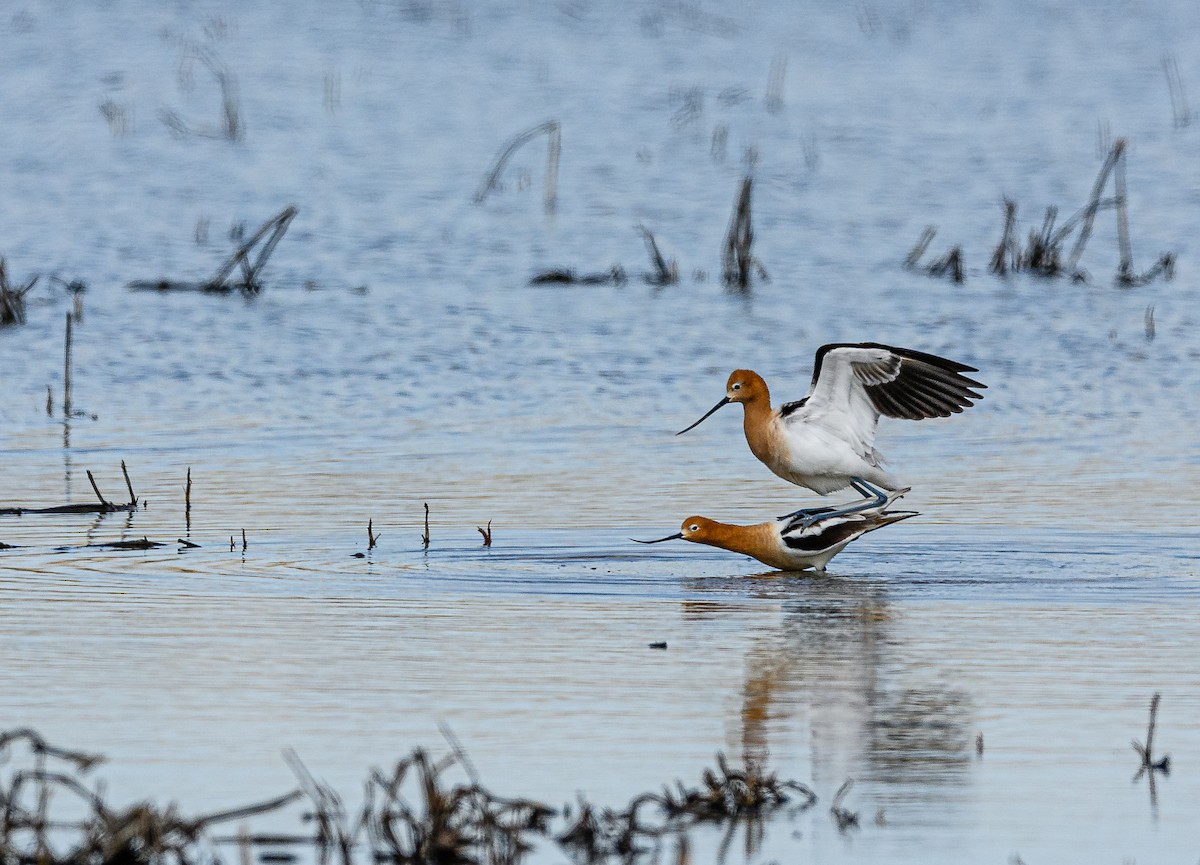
<box><xmin>633</xmin><ymin>488</ymin><xmax>917</xmax><ymax>572</ymax></box>
<box><xmin>676</xmin><ymin>343</ymin><xmax>984</xmax><ymax>522</ymax></box>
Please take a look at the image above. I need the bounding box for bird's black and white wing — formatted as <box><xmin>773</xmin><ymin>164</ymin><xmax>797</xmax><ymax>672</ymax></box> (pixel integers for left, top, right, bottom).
<box><xmin>784</xmin><ymin>343</ymin><xmax>985</xmax><ymax>463</ymax></box>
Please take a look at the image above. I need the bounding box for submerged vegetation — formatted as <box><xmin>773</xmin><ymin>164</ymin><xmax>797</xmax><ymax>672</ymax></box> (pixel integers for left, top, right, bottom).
<box><xmin>0</xmin><ymin>729</ymin><xmax>826</xmax><ymax>865</ymax></box>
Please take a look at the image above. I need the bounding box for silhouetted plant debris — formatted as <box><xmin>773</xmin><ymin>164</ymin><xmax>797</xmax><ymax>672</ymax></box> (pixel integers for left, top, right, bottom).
<box><xmin>0</xmin><ymin>733</ymin><xmax>821</xmax><ymax>865</ymax></box>
<box><xmin>1132</xmin><ymin>692</ymin><xmax>1170</xmax><ymax>779</ymax></box>
<box><xmin>829</xmin><ymin>779</ymin><xmax>859</xmax><ymax>832</ymax></box>
<box><xmin>637</xmin><ymin>225</ymin><xmax>679</xmax><ymax>286</ymax></box>
<box><xmin>475</xmin><ymin>120</ymin><xmax>561</xmax><ymax>213</ymax></box>
<box><xmin>529</xmin><ymin>266</ymin><xmax>627</xmax><ymax>286</ymax></box>
<box><xmin>128</xmin><ymin>205</ymin><xmax>297</xmax><ymax>295</ymax></box>
<box><xmin>0</xmin><ymin>258</ymin><xmax>38</xmax><ymax>326</ymax></box>
<box><xmin>0</xmin><ymin>728</ymin><xmax>301</xmax><ymax>865</ymax></box>
<box><xmin>558</xmin><ymin>752</ymin><xmax>815</xmax><ymax>862</ymax></box>
<box><xmin>921</xmin><ymin>139</ymin><xmax>1174</xmax><ymax>287</ymax></box>
<box><xmin>905</xmin><ymin>226</ymin><xmax>963</xmax><ymax>282</ymax></box>
<box><xmin>722</xmin><ymin>177</ymin><xmax>767</xmax><ymax>289</ymax></box>
<box><xmin>0</xmin><ymin>463</ymin><xmax>141</xmax><ymax>516</ymax></box>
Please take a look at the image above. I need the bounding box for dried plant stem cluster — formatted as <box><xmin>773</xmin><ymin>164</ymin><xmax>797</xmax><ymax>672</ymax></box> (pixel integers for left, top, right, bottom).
<box><xmin>0</xmin><ymin>730</ymin><xmax>830</xmax><ymax>865</ymax></box>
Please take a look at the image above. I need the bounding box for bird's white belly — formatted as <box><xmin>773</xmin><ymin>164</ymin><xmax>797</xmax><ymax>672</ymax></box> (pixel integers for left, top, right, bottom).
<box><xmin>772</xmin><ymin>423</ymin><xmax>895</xmax><ymax>494</ymax></box>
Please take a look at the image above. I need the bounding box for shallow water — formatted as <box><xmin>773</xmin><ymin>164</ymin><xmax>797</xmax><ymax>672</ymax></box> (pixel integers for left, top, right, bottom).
<box><xmin>3</xmin><ymin>1</ymin><xmax>1200</xmax><ymax>862</ymax></box>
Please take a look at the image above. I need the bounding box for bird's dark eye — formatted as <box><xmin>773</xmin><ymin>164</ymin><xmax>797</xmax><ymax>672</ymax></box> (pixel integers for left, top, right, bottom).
<box><xmin>731</xmin><ymin>383</ymin><xmax>742</xmax><ymax>391</ymax></box>
<box><xmin>689</xmin><ymin>524</ymin><xmax>700</xmax><ymax>532</ymax></box>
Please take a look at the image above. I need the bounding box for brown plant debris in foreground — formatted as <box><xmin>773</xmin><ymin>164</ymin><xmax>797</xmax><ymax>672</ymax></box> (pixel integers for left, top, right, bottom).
<box><xmin>421</xmin><ymin>502</ymin><xmax>431</xmax><ymax>549</ymax></box>
<box><xmin>477</xmin><ymin>519</ymin><xmax>492</xmax><ymax>547</ymax></box>
<box><xmin>0</xmin><ymin>728</ymin><xmax>302</xmax><ymax>865</ymax></box>
<box><xmin>1</xmin><ymin>731</ymin><xmax>821</xmax><ymax>865</ymax></box>
<box><xmin>0</xmin><ymin>463</ymin><xmax>141</xmax><ymax>516</ymax></box>
<box><xmin>128</xmin><ymin>205</ymin><xmax>298</xmax><ymax>295</ymax></box>
<box><xmin>0</xmin><ymin>257</ymin><xmax>38</xmax><ymax>326</ymax></box>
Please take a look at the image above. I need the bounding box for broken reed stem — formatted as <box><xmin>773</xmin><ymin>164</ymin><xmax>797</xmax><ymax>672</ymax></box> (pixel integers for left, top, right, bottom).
<box><xmin>206</xmin><ymin>205</ymin><xmax>298</xmax><ymax>291</ymax></box>
<box><xmin>989</xmin><ymin>199</ymin><xmax>1018</xmax><ymax>275</ymax></box>
<box><xmin>241</xmin><ymin>528</ymin><xmax>247</xmax><ymax>552</ymax></box>
<box><xmin>1066</xmin><ymin>138</ymin><xmax>1124</xmax><ymax>273</ymax></box>
<box><xmin>422</xmin><ymin>503</ymin><xmax>430</xmax><ymax>548</ymax></box>
<box><xmin>1144</xmin><ymin>693</ymin><xmax>1159</xmax><ymax>760</ymax></box>
<box><xmin>474</xmin><ymin>120</ymin><xmax>561</xmax><ymax>213</ymax></box>
<box><xmin>45</xmin><ymin>385</ymin><xmax>52</xmax><ymax>417</ymax></box>
<box><xmin>905</xmin><ymin>226</ymin><xmax>936</xmax><ymax>267</ymax></box>
<box><xmin>85</xmin><ymin>471</ymin><xmax>109</xmax><ymax>508</ymax></box>
<box><xmin>63</xmin><ymin>312</ymin><xmax>73</xmax><ymax>419</ymax></box>
<box><xmin>722</xmin><ymin>176</ymin><xmax>755</xmax><ymax>289</ymax></box>
<box><xmin>121</xmin><ymin>461</ymin><xmax>137</xmax><ymax>507</ymax></box>
<box><xmin>368</xmin><ymin>519</ymin><xmax>378</xmax><ymax>549</ymax></box>
<box><xmin>637</xmin><ymin>224</ymin><xmax>678</xmax><ymax>285</ymax></box>
<box><xmin>477</xmin><ymin>520</ymin><xmax>492</xmax><ymax>547</ymax></box>
<box><xmin>1114</xmin><ymin>145</ymin><xmax>1134</xmax><ymax>281</ymax></box>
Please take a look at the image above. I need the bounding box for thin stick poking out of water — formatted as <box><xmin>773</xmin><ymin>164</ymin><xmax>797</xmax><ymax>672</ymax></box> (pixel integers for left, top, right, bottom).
<box><xmin>422</xmin><ymin>503</ymin><xmax>430</xmax><ymax>549</ymax></box>
<box><xmin>63</xmin><ymin>312</ymin><xmax>73</xmax><ymax>419</ymax></box>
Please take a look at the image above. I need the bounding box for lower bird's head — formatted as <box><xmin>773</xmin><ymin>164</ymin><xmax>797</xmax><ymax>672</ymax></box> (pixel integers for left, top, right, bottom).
<box><xmin>632</xmin><ymin>516</ymin><xmax>719</xmax><ymax>546</ymax></box>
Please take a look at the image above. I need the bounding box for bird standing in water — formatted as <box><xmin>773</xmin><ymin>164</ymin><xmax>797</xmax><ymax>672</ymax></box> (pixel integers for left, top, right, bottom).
<box><xmin>634</xmin><ymin>488</ymin><xmax>917</xmax><ymax>572</ymax></box>
<box><xmin>677</xmin><ymin>343</ymin><xmax>985</xmax><ymax>522</ymax></box>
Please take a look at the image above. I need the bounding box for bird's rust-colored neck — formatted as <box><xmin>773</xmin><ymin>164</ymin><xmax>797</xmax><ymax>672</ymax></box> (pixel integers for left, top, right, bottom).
<box><xmin>688</xmin><ymin>519</ymin><xmax>784</xmax><ymax>568</ymax></box>
<box><xmin>739</xmin><ymin>391</ymin><xmax>778</xmax><ymax>467</ymax></box>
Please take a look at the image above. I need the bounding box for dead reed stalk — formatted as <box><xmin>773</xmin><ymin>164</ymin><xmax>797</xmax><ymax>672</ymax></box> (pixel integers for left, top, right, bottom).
<box><xmin>0</xmin><ymin>258</ymin><xmax>38</xmax><ymax>326</ymax></box>
<box><xmin>722</xmin><ymin>177</ymin><xmax>757</xmax><ymax>289</ymax></box>
<box><xmin>474</xmin><ymin>120</ymin><xmax>561</xmax><ymax>213</ymax></box>
<box><xmin>477</xmin><ymin>520</ymin><xmax>492</xmax><ymax>547</ymax></box>
<box><xmin>1132</xmin><ymin>692</ymin><xmax>1170</xmax><ymax>777</ymax></box>
<box><xmin>638</xmin><ymin>225</ymin><xmax>679</xmax><ymax>285</ymax></box>
<box><xmin>422</xmin><ymin>503</ymin><xmax>430</xmax><ymax>549</ymax></box>
<box><xmin>128</xmin><ymin>205</ymin><xmax>298</xmax><ymax>295</ymax></box>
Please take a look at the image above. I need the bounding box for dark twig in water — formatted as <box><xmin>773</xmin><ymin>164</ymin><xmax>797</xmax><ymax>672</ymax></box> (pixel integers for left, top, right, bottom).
<box><xmin>241</xmin><ymin>528</ymin><xmax>247</xmax><ymax>552</ymax></box>
<box><xmin>63</xmin><ymin>313</ymin><xmax>73</xmax><ymax>418</ymax></box>
<box><xmin>989</xmin><ymin>199</ymin><xmax>1019</xmax><ymax>275</ymax></box>
<box><xmin>1162</xmin><ymin>55</ymin><xmax>1193</xmax><ymax>129</ymax></box>
<box><xmin>120</xmin><ymin>461</ymin><xmax>137</xmax><ymax>507</ymax></box>
<box><xmin>159</xmin><ymin>43</ymin><xmax>243</xmax><ymax>142</ymax></box>
<box><xmin>638</xmin><ymin>225</ymin><xmax>679</xmax><ymax>286</ymax></box>
<box><xmin>722</xmin><ymin>177</ymin><xmax>760</xmax><ymax>290</ymax></box>
<box><xmin>128</xmin><ymin>205</ymin><xmax>298</xmax><ymax>295</ymax></box>
<box><xmin>926</xmin><ymin>246</ymin><xmax>965</xmax><ymax>282</ymax></box>
<box><xmin>0</xmin><ymin>258</ymin><xmax>38</xmax><ymax>326</ymax></box>
<box><xmin>368</xmin><ymin>518</ymin><xmax>379</xmax><ymax>550</ymax></box>
<box><xmin>477</xmin><ymin>519</ymin><xmax>492</xmax><ymax>547</ymax></box>
<box><xmin>529</xmin><ymin>265</ymin><xmax>626</xmax><ymax>285</ymax></box>
<box><xmin>905</xmin><ymin>226</ymin><xmax>937</xmax><ymax>268</ymax></box>
<box><xmin>422</xmin><ymin>503</ymin><xmax>430</xmax><ymax>549</ymax></box>
<box><xmin>830</xmin><ymin>779</ymin><xmax>859</xmax><ymax>831</ymax></box>
<box><xmin>474</xmin><ymin>120</ymin><xmax>561</xmax><ymax>213</ymax></box>
<box><xmin>1132</xmin><ymin>692</ymin><xmax>1170</xmax><ymax>778</ymax></box>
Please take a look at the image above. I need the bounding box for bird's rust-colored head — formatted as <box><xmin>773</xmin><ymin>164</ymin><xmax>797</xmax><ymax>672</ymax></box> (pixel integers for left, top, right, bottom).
<box><xmin>676</xmin><ymin>369</ymin><xmax>770</xmax><ymax>435</ymax></box>
<box><xmin>724</xmin><ymin>369</ymin><xmax>768</xmax><ymax>405</ymax></box>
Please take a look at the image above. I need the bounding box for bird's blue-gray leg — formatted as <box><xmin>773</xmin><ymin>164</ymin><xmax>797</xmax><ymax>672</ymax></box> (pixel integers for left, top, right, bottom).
<box><xmin>779</xmin><ymin>477</ymin><xmax>891</xmax><ymax>526</ymax></box>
